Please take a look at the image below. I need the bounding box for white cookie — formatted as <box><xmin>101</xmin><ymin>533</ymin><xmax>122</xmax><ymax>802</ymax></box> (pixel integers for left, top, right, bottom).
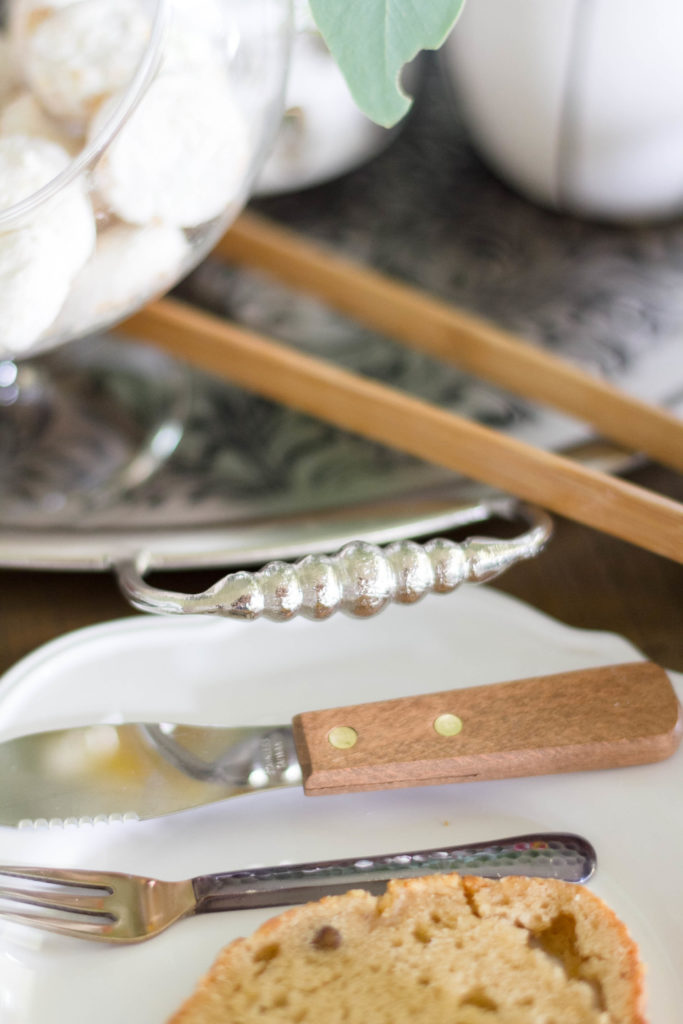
<box><xmin>21</xmin><ymin>0</ymin><xmax>151</xmax><ymax>124</ymax></box>
<box><xmin>91</xmin><ymin>69</ymin><xmax>250</xmax><ymax>227</ymax></box>
<box><xmin>0</xmin><ymin>229</ymin><xmax>72</xmax><ymax>356</ymax></box>
<box><xmin>0</xmin><ymin>91</ymin><xmax>81</xmax><ymax>152</ymax></box>
<box><xmin>168</xmin><ymin>0</ymin><xmax>228</xmax><ymax>45</ymax></box>
<box><xmin>53</xmin><ymin>221</ymin><xmax>189</xmax><ymax>338</ymax></box>
<box><xmin>0</xmin><ymin>135</ymin><xmax>95</xmax><ymax>273</ymax></box>
<box><xmin>0</xmin><ymin>132</ymin><xmax>68</xmax><ymax>207</ymax></box>
<box><xmin>160</xmin><ymin>23</ymin><xmax>224</xmax><ymax>75</ymax></box>
<box><xmin>0</xmin><ymin>135</ymin><xmax>96</xmax><ymax>352</ymax></box>
<box><xmin>0</xmin><ymin>32</ymin><xmax>20</xmax><ymax>107</ymax></box>
<box><xmin>7</xmin><ymin>0</ymin><xmax>81</xmax><ymax>51</ymax></box>
<box><xmin>156</xmin><ymin>0</ymin><xmax>233</xmax><ymax>84</ymax></box>
<box><xmin>11</xmin><ymin>0</ymin><xmax>82</xmax><ymax>22</ymax></box>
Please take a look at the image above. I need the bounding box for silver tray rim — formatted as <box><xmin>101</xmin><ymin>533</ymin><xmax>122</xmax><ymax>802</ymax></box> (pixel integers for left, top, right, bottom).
<box><xmin>0</xmin><ymin>442</ymin><xmax>635</xmax><ymax>573</ymax></box>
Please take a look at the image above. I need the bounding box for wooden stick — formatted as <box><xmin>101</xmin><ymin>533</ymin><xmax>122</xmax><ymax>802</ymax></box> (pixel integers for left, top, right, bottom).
<box><xmin>120</xmin><ymin>299</ymin><xmax>683</xmax><ymax>564</ymax></box>
<box><xmin>216</xmin><ymin>211</ymin><xmax>683</xmax><ymax>474</ymax></box>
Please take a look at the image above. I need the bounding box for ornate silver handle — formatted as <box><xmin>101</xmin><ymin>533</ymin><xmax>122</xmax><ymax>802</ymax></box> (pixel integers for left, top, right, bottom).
<box><xmin>115</xmin><ymin>502</ymin><xmax>551</xmax><ymax>620</ymax></box>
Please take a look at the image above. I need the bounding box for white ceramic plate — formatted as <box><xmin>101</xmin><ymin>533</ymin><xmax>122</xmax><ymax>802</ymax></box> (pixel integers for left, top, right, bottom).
<box><xmin>0</xmin><ymin>587</ymin><xmax>680</xmax><ymax>1023</ymax></box>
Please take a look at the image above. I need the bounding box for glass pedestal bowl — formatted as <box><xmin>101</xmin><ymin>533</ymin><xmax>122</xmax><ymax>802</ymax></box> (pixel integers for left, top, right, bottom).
<box><xmin>0</xmin><ymin>0</ymin><xmax>291</xmax><ymax>524</ymax></box>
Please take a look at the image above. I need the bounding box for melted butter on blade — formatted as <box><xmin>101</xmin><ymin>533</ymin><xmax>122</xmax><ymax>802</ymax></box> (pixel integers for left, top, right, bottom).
<box><xmin>0</xmin><ymin>721</ymin><xmax>299</xmax><ymax>825</ymax></box>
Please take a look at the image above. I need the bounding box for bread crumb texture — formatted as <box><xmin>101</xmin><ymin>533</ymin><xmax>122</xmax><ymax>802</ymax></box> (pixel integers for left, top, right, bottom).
<box><xmin>168</xmin><ymin>875</ymin><xmax>646</xmax><ymax>1024</ymax></box>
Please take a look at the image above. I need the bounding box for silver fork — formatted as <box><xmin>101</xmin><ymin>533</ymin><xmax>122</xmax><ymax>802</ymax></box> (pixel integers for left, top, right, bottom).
<box><xmin>0</xmin><ymin>833</ymin><xmax>595</xmax><ymax>943</ymax></box>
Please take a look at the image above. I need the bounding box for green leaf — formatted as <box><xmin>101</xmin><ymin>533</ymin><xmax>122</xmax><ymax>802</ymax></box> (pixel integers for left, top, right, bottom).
<box><xmin>308</xmin><ymin>0</ymin><xmax>466</xmax><ymax>128</ymax></box>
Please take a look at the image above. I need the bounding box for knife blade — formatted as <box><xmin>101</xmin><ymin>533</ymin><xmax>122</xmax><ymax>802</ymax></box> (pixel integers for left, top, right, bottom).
<box><xmin>0</xmin><ymin>661</ymin><xmax>679</xmax><ymax>827</ymax></box>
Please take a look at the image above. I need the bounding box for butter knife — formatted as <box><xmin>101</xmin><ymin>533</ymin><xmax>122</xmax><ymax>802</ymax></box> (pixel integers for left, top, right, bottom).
<box><xmin>0</xmin><ymin>662</ymin><xmax>679</xmax><ymax>827</ymax></box>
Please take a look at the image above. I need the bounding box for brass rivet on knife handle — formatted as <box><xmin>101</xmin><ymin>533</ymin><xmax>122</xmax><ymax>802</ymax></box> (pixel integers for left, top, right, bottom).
<box><xmin>328</xmin><ymin>726</ymin><xmax>358</xmax><ymax>750</ymax></box>
<box><xmin>290</xmin><ymin>662</ymin><xmax>682</xmax><ymax>797</ymax></box>
<box><xmin>434</xmin><ymin>714</ymin><xmax>463</xmax><ymax>737</ymax></box>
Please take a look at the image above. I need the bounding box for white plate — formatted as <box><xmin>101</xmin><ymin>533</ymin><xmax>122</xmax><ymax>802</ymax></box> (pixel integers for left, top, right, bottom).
<box><xmin>0</xmin><ymin>587</ymin><xmax>680</xmax><ymax>1023</ymax></box>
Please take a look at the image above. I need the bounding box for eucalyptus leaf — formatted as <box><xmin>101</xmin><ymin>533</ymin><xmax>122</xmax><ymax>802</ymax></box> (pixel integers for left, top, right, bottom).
<box><xmin>308</xmin><ymin>0</ymin><xmax>466</xmax><ymax>128</ymax></box>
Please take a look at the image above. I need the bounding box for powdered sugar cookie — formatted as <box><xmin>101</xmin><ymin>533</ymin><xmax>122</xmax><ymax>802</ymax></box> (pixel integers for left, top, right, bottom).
<box><xmin>160</xmin><ymin>22</ymin><xmax>224</xmax><ymax>75</ymax></box>
<box><xmin>0</xmin><ymin>132</ymin><xmax>69</xmax><ymax>208</ymax></box>
<box><xmin>11</xmin><ymin>0</ymin><xmax>83</xmax><ymax>24</ymax></box>
<box><xmin>167</xmin><ymin>0</ymin><xmax>228</xmax><ymax>47</ymax></box>
<box><xmin>0</xmin><ymin>91</ymin><xmax>81</xmax><ymax>152</ymax></box>
<box><xmin>0</xmin><ymin>32</ymin><xmax>20</xmax><ymax>107</ymax></box>
<box><xmin>21</xmin><ymin>0</ymin><xmax>151</xmax><ymax>125</ymax></box>
<box><xmin>156</xmin><ymin>0</ymin><xmax>234</xmax><ymax>80</ymax></box>
<box><xmin>0</xmin><ymin>135</ymin><xmax>95</xmax><ymax>352</ymax></box>
<box><xmin>53</xmin><ymin>221</ymin><xmax>189</xmax><ymax>338</ymax></box>
<box><xmin>0</xmin><ymin>135</ymin><xmax>95</xmax><ymax>276</ymax></box>
<box><xmin>91</xmin><ymin>69</ymin><xmax>249</xmax><ymax>227</ymax></box>
<box><xmin>0</xmin><ymin>228</ymin><xmax>72</xmax><ymax>355</ymax></box>
<box><xmin>7</xmin><ymin>0</ymin><xmax>82</xmax><ymax>54</ymax></box>
<box><xmin>40</xmin><ymin>176</ymin><xmax>96</xmax><ymax>279</ymax></box>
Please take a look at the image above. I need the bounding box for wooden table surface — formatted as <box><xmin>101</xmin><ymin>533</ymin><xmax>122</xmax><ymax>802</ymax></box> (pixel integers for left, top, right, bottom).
<box><xmin>1</xmin><ymin>462</ymin><xmax>681</xmax><ymax>679</ymax></box>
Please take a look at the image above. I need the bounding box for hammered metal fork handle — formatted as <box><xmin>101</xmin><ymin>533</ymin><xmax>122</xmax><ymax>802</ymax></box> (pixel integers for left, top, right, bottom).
<box><xmin>191</xmin><ymin>833</ymin><xmax>595</xmax><ymax>912</ymax></box>
<box><xmin>116</xmin><ymin>503</ymin><xmax>551</xmax><ymax>620</ymax></box>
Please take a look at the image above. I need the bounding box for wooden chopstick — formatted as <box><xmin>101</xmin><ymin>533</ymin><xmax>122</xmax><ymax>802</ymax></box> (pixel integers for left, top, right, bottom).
<box><xmin>120</xmin><ymin>298</ymin><xmax>683</xmax><ymax>564</ymax></box>
<box><xmin>215</xmin><ymin>211</ymin><xmax>683</xmax><ymax>475</ymax></box>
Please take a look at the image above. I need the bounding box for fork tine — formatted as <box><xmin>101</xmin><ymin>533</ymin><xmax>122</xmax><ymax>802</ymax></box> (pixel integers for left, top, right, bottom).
<box><xmin>0</xmin><ymin>882</ymin><xmax>112</xmax><ymax>916</ymax></box>
<box><xmin>0</xmin><ymin>907</ymin><xmax>117</xmax><ymax>939</ymax></box>
<box><xmin>0</xmin><ymin>865</ymin><xmax>116</xmax><ymax>889</ymax></box>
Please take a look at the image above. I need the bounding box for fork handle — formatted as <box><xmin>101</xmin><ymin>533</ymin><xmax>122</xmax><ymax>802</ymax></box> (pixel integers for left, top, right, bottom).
<box><xmin>191</xmin><ymin>833</ymin><xmax>595</xmax><ymax>913</ymax></box>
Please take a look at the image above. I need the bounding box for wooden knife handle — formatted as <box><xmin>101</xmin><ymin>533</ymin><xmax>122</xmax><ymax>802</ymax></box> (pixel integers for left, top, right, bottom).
<box><xmin>291</xmin><ymin>662</ymin><xmax>682</xmax><ymax>796</ymax></box>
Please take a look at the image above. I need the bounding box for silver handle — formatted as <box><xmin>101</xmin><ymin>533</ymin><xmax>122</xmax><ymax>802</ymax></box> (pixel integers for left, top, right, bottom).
<box><xmin>115</xmin><ymin>501</ymin><xmax>552</xmax><ymax>620</ymax></box>
<box><xmin>191</xmin><ymin>833</ymin><xmax>595</xmax><ymax>912</ymax></box>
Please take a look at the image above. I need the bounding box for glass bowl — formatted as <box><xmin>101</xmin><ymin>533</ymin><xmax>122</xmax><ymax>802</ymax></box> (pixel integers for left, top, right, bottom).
<box><xmin>0</xmin><ymin>0</ymin><xmax>291</xmax><ymax>357</ymax></box>
<box><xmin>0</xmin><ymin>0</ymin><xmax>291</xmax><ymax>523</ymax></box>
